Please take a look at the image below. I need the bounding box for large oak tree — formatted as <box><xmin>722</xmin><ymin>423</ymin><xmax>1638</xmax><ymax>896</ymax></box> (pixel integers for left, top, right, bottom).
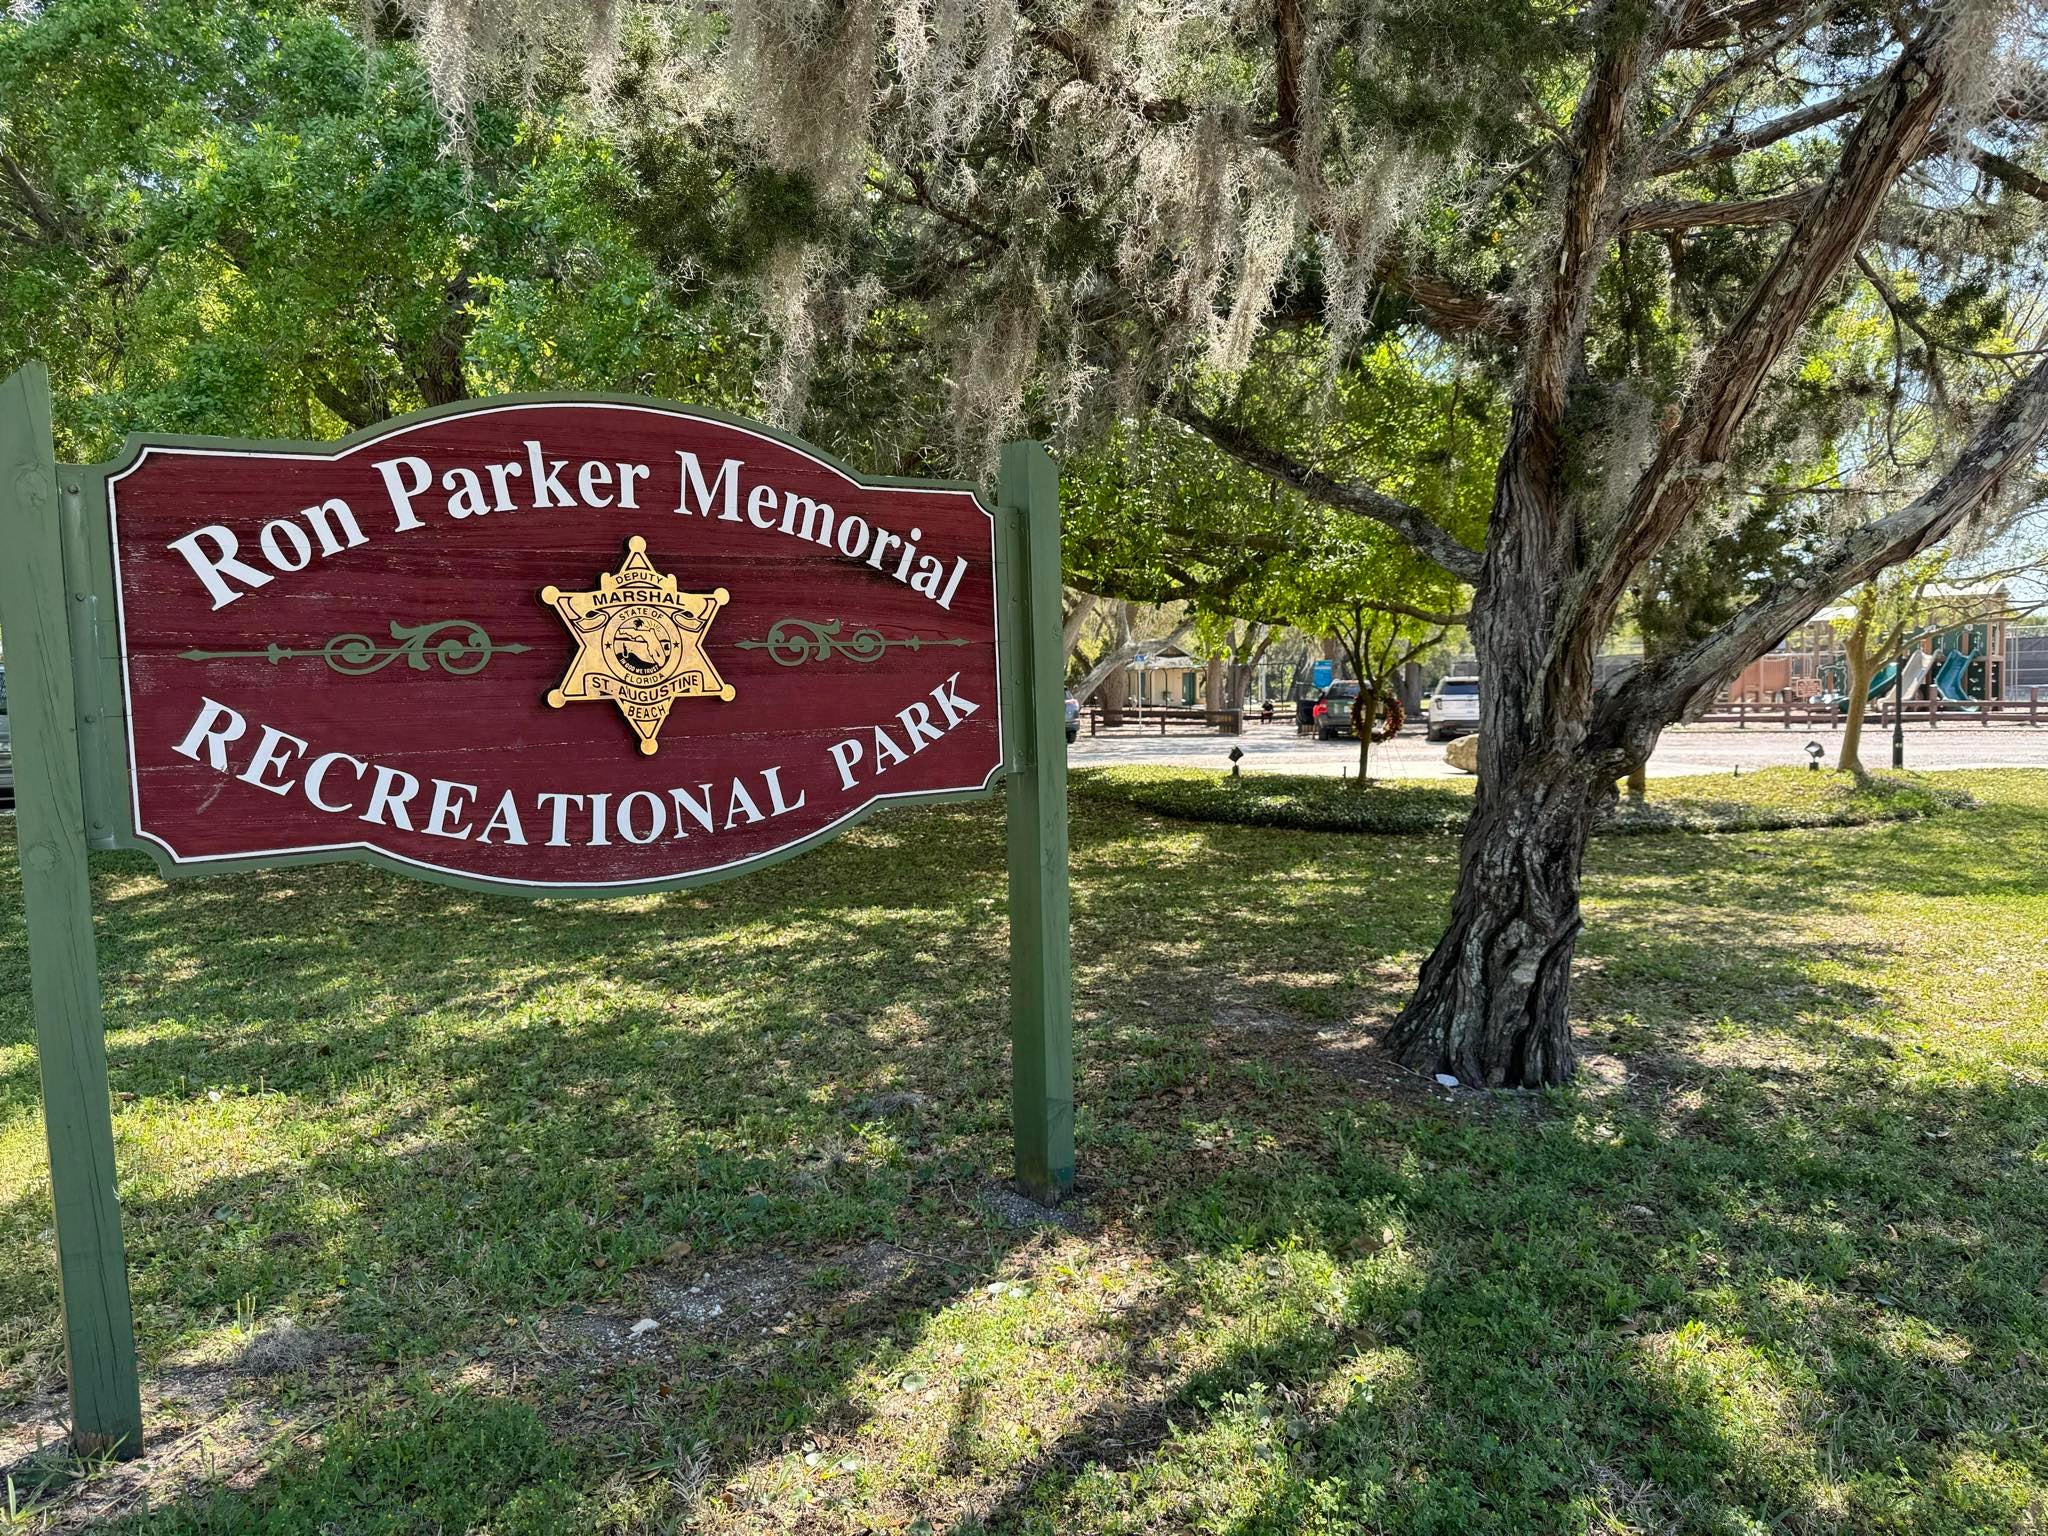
<box><xmin>386</xmin><ymin>1</ymin><xmax>2048</xmax><ymax>1082</ymax></box>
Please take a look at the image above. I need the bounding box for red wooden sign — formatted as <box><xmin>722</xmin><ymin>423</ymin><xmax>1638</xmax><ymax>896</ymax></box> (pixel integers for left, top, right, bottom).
<box><xmin>104</xmin><ymin>401</ymin><xmax>1005</xmax><ymax>891</ymax></box>
<box><xmin>5</xmin><ymin>366</ymin><xmax>1068</xmax><ymax>1459</ymax></box>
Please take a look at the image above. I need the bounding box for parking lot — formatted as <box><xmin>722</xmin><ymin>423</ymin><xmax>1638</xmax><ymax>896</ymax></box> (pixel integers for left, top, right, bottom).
<box><xmin>1069</xmin><ymin>716</ymin><xmax>2048</xmax><ymax>778</ymax></box>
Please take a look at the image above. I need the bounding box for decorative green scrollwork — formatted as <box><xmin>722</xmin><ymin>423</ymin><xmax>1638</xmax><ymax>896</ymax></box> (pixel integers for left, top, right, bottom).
<box><xmin>733</xmin><ymin>617</ymin><xmax>969</xmax><ymax>667</ymax></box>
<box><xmin>179</xmin><ymin>619</ymin><xmax>528</xmax><ymax>677</ymax></box>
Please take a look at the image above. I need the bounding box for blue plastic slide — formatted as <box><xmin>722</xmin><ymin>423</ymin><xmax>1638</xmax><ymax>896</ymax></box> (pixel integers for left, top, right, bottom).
<box><xmin>1931</xmin><ymin>647</ymin><xmax>1974</xmax><ymax>702</ymax></box>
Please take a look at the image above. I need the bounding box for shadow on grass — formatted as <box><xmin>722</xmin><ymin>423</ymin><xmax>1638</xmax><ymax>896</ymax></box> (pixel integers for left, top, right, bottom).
<box><xmin>2</xmin><ymin>782</ymin><xmax>2045</xmax><ymax>1533</ymax></box>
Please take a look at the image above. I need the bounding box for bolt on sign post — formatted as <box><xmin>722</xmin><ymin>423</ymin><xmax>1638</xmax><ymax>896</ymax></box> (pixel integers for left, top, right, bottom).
<box><xmin>0</xmin><ymin>363</ymin><xmax>1074</xmax><ymax>1456</ymax></box>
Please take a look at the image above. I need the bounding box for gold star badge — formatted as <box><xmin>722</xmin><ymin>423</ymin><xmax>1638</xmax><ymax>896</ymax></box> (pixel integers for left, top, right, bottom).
<box><xmin>540</xmin><ymin>536</ymin><xmax>735</xmax><ymax>755</ymax></box>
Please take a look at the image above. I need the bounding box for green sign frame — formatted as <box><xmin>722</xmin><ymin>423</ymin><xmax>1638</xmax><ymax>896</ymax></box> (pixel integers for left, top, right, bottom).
<box><xmin>0</xmin><ymin>363</ymin><xmax>1074</xmax><ymax>1457</ymax></box>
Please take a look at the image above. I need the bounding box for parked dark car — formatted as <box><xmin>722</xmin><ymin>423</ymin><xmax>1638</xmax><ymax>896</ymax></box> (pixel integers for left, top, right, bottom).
<box><xmin>1064</xmin><ymin>693</ymin><xmax>1080</xmax><ymax>744</ymax></box>
<box><xmin>1310</xmin><ymin>680</ymin><xmax>1361</xmax><ymax>740</ymax></box>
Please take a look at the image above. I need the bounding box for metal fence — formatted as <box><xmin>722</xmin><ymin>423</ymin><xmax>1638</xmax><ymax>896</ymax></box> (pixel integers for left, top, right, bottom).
<box><xmin>2008</xmin><ymin>626</ymin><xmax>2048</xmax><ymax>693</ymax></box>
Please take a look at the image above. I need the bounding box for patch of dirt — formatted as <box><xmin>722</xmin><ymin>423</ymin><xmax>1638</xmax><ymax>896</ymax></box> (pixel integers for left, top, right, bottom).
<box><xmin>1213</xmin><ymin>1000</ymin><xmax>1569</xmax><ymax>1122</ymax></box>
<box><xmin>538</xmin><ymin>1240</ymin><xmax>919</xmax><ymax>1367</ymax></box>
<box><xmin>0</xmin><ymin>1324</ymin><xmax>353</xmax><ymax>1532</ymax></box>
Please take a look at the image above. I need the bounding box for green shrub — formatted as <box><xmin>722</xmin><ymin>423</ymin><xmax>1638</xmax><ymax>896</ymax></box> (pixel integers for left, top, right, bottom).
<box><xmin>1070</xmin><ymin>765</ymin><xmax>1971</xmax><ymax>837</ymax></box>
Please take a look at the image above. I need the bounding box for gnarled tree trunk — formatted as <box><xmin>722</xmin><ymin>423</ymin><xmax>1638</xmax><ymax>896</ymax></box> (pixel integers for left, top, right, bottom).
<box><xmin>1386</xmin><ymin>750</ymin><xmax>1612</xmax><ymax>1084</ymax></box>
<box><xmin>1383</xmin><ymin>428</ymin><xmax>1618</xmax><ymax>1087</ymax></box>
<box><xmin>1178</xmin><ymin>7</ymin><xmax>2045</xmax><ymax>1091</ymax></box>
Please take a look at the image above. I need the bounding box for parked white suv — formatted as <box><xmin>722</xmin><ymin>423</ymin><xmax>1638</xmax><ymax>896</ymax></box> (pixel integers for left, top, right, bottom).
<box><xmin>1426</xmin><ymin>675</ymin><xmax>1480</xmax><ymax>742</ymax></box>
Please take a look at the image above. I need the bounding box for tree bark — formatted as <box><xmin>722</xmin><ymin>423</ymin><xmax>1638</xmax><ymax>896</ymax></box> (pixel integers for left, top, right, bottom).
<box><xmin>1838</xmin><ymin>607</ymin><xmax>1876</xmax><ymax>777</ymax></box>
<box><xmin>1098</xmin><ymin>666</ymin><xmax>1127</xmax><ymax>727</ymax></box>
<box><xmin>1385</xmin><ymin>748</ymin><xmax>1610</xmax><ymax>1085</ymax></box>
<box><xmin>1383</xmin><ymin>422</ymin><xmax>1613</xmax><ymax>1087</ymax></box>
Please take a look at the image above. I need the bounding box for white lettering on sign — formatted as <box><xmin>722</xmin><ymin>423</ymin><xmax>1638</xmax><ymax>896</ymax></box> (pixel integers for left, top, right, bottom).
<box><xmin>673</xmin><ymin>451</ymin><xmax>967</xmax><ymax>610</ymax></box>
<box><xmin>827</xmin><ymin>674</ymin><xmax>981</xmax><ymax>791</ymax></box>
<box><xmin>162</xmin><ymin>434</ymin><xmax>974</xmax><ymax>613</ymax></box>
<box><xmin>167</xmin><ymin>497</ymin><xmax>368</xmax><ymax>611</ymax></box>
<box><xmin>168</xmin><ymin>697</ymin><xmax>811</xmax><ymax>851</ymax></box>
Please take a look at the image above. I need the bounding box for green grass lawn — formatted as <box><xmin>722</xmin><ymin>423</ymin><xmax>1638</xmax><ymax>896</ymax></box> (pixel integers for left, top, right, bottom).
<box><xmin>2</xmin><ymin>769</ymin><xmax>2045</xmax><ymax>1534</ymax></box>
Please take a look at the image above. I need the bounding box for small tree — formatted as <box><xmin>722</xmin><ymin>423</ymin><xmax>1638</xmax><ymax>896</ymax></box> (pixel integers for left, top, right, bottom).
<box><xmin>1832</xmin><ymin>554</ymin><xmax>2038</xmax><ymax>775</ymax></box>
<box><xmin>1832</xmin><ymin>561</ymin><xmax>1945</xmax><ymax>778</ymax></box>
<box><xmin>1325</xmin><ymin>599</ymin><xmax>1455</xmax><ymax>781</ymax></box>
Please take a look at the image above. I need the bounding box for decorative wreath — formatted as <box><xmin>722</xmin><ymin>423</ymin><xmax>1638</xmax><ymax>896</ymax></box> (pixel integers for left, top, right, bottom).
<box><xmin>1349</xmin><ymin>688</ymin><xmax>1407</xmax><ymax>743</ymax></box>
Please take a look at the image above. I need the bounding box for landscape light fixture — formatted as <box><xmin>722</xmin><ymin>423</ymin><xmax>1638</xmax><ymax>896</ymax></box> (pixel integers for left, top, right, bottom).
<box><xmin>1228</xmin><ymin>745</ymin><xmax>1245</xmax><ymax>780</ymax></box>
<box><xmin>1804</xmin><ymin>740</ymin><xmax>1825</xmax><ymax>770</ymax></box>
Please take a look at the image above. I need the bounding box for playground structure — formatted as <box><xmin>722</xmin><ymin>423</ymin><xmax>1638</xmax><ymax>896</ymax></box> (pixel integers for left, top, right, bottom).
<box><xmin>1724</xmin><ymin>590</ymin><xmax>2010</xmax><ymax>710</ymax></box>
<box><xmin>1808</xmin><ymin>627</ymin><xmax>1944</xmax><ymax>709</ymax></box>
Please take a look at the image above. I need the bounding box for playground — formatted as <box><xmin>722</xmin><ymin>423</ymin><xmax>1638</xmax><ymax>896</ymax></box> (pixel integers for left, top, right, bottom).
<box><xmin>1726</xmin><ymin>603</ymin><xmax>2021</xmax><ymax>713</ymax></box>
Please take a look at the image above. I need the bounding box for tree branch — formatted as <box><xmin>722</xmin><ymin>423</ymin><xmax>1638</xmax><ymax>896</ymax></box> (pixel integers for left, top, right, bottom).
<box><xmin>1274</xmin><ymin>0</ymin><xmax>1306</xmax><ymax>166</ymax></box>
<box><xmin>1358</xmin><ymin>596</ymin><xmax>1473</xmax><ymax>627</ymax></box>
<box><xmin>870</xmin><ymin>165</ymin><xmax>1010</xmax><ymax>247</ymax></box>
<box><xmin>1654</xmin><ymin>84</ymin><xmax>1872</xmax><ymax>177</ymax></box>
<box><xmin>1017</xmin><ymin>4</ymin><xmax>1189</xmax><ymax>126</ymax></box>
<box><xmin>1071</xmin><ymin>618</ymin><xmax>1195</xmax><ymax>704</ymax></box>
<box><xmin>1654</xmin><ymin>3</ymin><xmax>1842</xmax><ymax>161</ymax></box>
<box><xmin>1172</xmin><ymin>407</ymin><xmax>1485</xmax><ymax>581</ymax></box>
<box><xmin>1856</xmin><ymin>252</ymin><xmax>1961</xmax><ymax>415</ymax></box>
<box><xmin>1674</xmin><ymin>0</ymin><xmax>1817</xmax><ymax>49</ymax></box>
<box><xmin>1524</xmin><ymin>17</ymin><xmax>1668</xmax><ymax>432</ymax></box>
<box><xmin>1963</xmin><ymin>144</ymin><xmax>2048</xmax><ymax>205</ymax></box>
<box><xmin>1381</xmin><ymin>262</ymin><xmax>1520</xmax><ymax>338</ymax></box>
<box><xmin>1596</xmin><ymin>13</ymin><xmax>1965</xmax><ymax>609</ymax></box>
<box><xmin>1061</xmin><ymin>591</ymin><xmax>1101</xmax><ymax>663</ymax></box>
<box><xmin>0</xmin><ymin>150</ymin><xmax>76</xmax><ymax>245</ymax></box>
<box><xmin>1618</xmin><ymin>186</ymin><xmax>1816</xmax><ymax>233</ymax></box>
<box><xmin>1268</xmin><ymin>261</ymin><xmax>1518</xmax><ymax>341</ymax></box>
<box><xmin>1605</xmin><ymin>351</ymin><xmax>2048</xmax><ymax>734</ymax></box>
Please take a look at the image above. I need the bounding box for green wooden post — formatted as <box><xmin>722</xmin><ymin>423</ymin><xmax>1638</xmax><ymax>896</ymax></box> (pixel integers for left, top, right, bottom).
<box><xmin>0</xmin><ymin>363</ymin><xmax>143</xmax><ymax>1457</ymax></box>
<box><xmin>997</xmin><ymin>440</ymin><xmax>1074</xmax><ymax>1203</ymax></box>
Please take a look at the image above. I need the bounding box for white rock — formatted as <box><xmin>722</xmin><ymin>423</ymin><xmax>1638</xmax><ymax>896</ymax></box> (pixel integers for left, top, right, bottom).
<box><xmin>1434</xmin><ymin>1073</ymin><xmax>1460</xmax><ymax>1088</ymax></box>
<box><xmin>628</xmin><ymin>1317</ymin><xmax>660</xmax><ymax>1337</ymax></box>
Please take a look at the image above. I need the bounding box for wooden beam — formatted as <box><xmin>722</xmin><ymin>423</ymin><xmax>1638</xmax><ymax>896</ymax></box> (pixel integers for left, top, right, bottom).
<box><xmin>997</xmin><ymin>440</ymin><xmax>1075</xmax><ymax>1203</ymax></box>
<box><xmin>0</xmin><ymin>363</ymin><xmax>143</xmax><ymax>1457</ymax></box>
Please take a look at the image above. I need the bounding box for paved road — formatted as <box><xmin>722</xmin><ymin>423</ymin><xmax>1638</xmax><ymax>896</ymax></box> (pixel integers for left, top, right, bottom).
<box><xmin>1070</xmin><ymin>716</ymin><xmax>2048</xmax><ymax>779</ymax></box>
